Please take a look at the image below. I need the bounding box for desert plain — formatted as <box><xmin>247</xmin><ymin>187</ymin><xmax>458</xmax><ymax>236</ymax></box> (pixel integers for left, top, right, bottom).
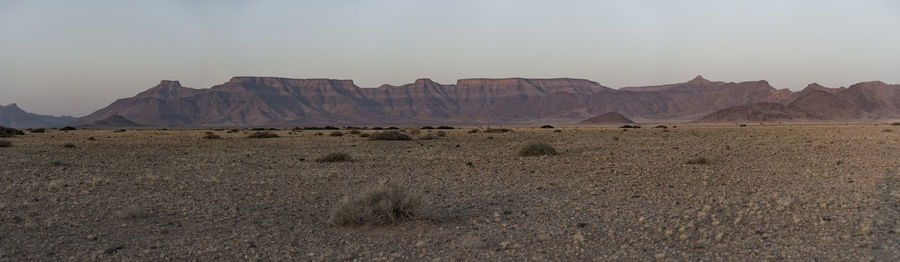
<box><xmin>1</xmin><ymin>124</ymin><xmax>899</xmax><ymax>260</ymax></box>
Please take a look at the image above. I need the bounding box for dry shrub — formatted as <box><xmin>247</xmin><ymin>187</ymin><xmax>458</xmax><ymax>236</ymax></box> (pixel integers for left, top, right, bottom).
<box><xmin>435</xmin><ymin>131</ymin><xmax>447</xmax><ymax>137</ymax></box>
<box><xmin>619</xmin><ymin>125</ymin><xmax>640</xmax><ymax>129</ymax></box>
<box><xmin>329</xmin><ymin>183</ymin><xmax>427</xmax><ymax>226</ymax></box>
<box><xmin>435</xmin><ymin>126</ymin><xmax>454</xmax><ymax>129</ymax></box>
<box><xmin>329</xmin><ymin>131</ymin><xmax>343</xmax><ymax>137</ymax></box>
<box><xmin>316</xmin><ymin>152</ymin><xmax>352</xmax><ymax>162</ymax></box>
<box><xmin>248</xmin><ymin>131</ymin><xmax>278</xmax><ymax>138</ymax></box>
<box><xmin>0</xmin><ymin>126</ymin><xmax>23</xmax><ymax>137</ymax></box>
<box><xmin>29</xmin><ymin>128</ymin><xmax>46</xmax><ymax>133</ymax></box>
<box><xmin>419</xmin><ymin>133</ymin><xmax>437</xmax><ymax>140</ymax></box>
<box><xmin>892</xmin><ymin>122</ymin><xmax>900</xmax><ymax>126</ymax></box>
<box><xmin>467</xmin><ymin>129</ymin><xmax>479</xmax><ymax>134</ymax></box>
<box><xmin>369</xmin><ymin>131</ymin><xmax>411</xmax><ymax>141</ymax></box>
<box><xmin>60</xmin><ymin>126</ymin><xmax>77</xmax><ymax>131</ymax></box>
<box><xmin>360</xmin><ymin>133</ymin><xmax>370</xmax><ymax>138</ymax></box>
<box><xmin>0</xmin><ymin>140</ymin><xmax>10</xmax><ymax>147</ymax></box>
<box><xmin>519</xmin><ymin>142</ymin><xmax>558</xmax><ymax>156</ymax></box>
<box><xmin>203</xmin><ymin>132</ymin><xmax>221</xmax><ymax>139</ymax></box>
<box><xmin>348</xmin><ymin>130</ymin><xmax>361</xmax><ymax>135</ymax></box>
<box><xmin>540</xmin><ymin>125</ymin><xmax>554</xmax><ymax>129</ymax></box>
<box><xmin>484</xmin><ymin>128</ymin><xmax>512</xmax><ymax>133</ymax></box>
<box><xmin>686</xmin><ymin>157</ymin><xmax>709</xmax><ymax>165</ymax></box>
<box><xmin>421</xmin><ymin>126</ymin><xmax>435</xmax><ymax>130</ymax></box>
<box><xmin>63</xmin><ymin>143</ymin><xmax>76</xmax><ymax>148</ymax></box>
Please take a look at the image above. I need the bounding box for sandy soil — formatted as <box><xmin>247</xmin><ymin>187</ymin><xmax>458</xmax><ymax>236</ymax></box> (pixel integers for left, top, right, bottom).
<box><xmin>1</xmin><ymin>124</ymin><xmax>898</xmax><ymax>260</ymax></box>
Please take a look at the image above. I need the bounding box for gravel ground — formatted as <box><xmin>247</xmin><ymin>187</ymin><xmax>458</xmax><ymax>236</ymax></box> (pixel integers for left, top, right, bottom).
<box><xmin>0</xmin><ymin>124</ymin><xmax>898</xmax><ymax>260</ymax></box>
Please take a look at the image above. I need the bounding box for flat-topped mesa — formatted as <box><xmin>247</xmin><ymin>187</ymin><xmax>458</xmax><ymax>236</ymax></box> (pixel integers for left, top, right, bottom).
<box><xmin>456</xmin><ymin>77</ymin><xmax>599</xmax><ymax>87</ymax></box>
<box><xmin>227</xmin><ymin>76</ymin><xmax>356</xmax><ymax>89</ymax></box>
<box><xmin>157</xmin><ymin>80</ymin><xmax>183</xmax><ymax>88</ymax></box>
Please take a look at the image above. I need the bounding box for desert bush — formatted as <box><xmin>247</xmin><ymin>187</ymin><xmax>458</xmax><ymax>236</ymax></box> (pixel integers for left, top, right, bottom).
<box><xmin>435</xmin><ymin>131</ymin><xmax>447</xmax><ymax>137</ymax></box>
<box><xmin>87</xmin><ymin>137</ymin><xmax>96</xmax><ymax>141</ymax></box>
<box><xmin>436</xmin><ymin>126</ymin><xmax>454</xmax><ymax>129</ymax></box>
<box><xmin>348</xmin><ymin>130</ymin><xmax>361</xmax><ymax>135</ymax></box>
<box><xmin>421</xmin><ymin>126</ymin><xmax>435</xmax><ymax>130</ymax></box>
<box><xmin>250</xmin><ymin>127</ymin><xmax>267</xmax><ymax>131</ymax></box>
<box><xmin>540</xmin><ymin>125</ymin><xmax>554</xmax><ymax>129</ymax></box>
<box><xmin>227</xmin><ymin>129</ymin><xmax>239</xmax><ymax>133</ymax></box>
<box><xmin>360</xmin><ymin>133</ymin><xmax>370</xmax><ymax>138</ymax></box>
<box><xmin>686</xmin><ymin>157</ymin><xmax>709</xmax><ymax>165</ymax></box>
<box><xmin>553</xmin><ymin>129</ymin><xmax>562</xmax><ymax>133</ymax></box>
<box><xmin>883</xmin><ymin>129</ymin><xmax>894</xmax><ymax>132</ymax></box>
<box><xmin>63</xmin><ymin>143</ymin><xmax>76</xmax><ymax>148</ymax></box>
<box><xmin>419</xmin><ymin>133</ymin><xmax>437</xmax><ymax>140</ymax></box>
<box><xmin>329</xmin><ymin>131</ymin><xmax>344</xmax><ymax>137</ymax></box>
<box><xmin>0</xmin><ymin>140</ymin><xmax>10</xmax><ymax>147</ymax></box>
<box><xmin>371</xmin><ymin>127</ymin><xmax>384</xmax><ymax>130</ymax></box>
<box><xmin>467</xmin><ymin>129</ymin><xmax>479</xmax><ymax>134</ymax></box>
<box><xmin>316</xmin><ymin>152</ymin><xmax>352</xmax><ymax>162</ymax></box>
<box><xmin>329</xmin><ymin>183</ymin><xmax>426</xmax><ymax>226</ymax></box>
<box><xmin>484</xmin><ymin>128</ymin><xmax>512</xmax><ymax>133</ymax></box>
<box><xmin>369</xmin><ymin>131</ymin><xmax>411</xmax><ymax>141</ymax></box>
<box><xmin>655</xmin><ymin>125</ymin><xmax>668</xmax><ymax>129</ymax></box>
<box><xmin>619</xmin><ymin>125</ymin><xmax>640</xmax><ymax>129</ymax></box>
<box><xmin>248</xmin><ymin>131</ymin><xmax>278</xmax><ymax>138</ymax></box>
<box><xmin>386</xmin><ymin>126</ymin><xmax>400</xmax><ymax>130</ymax></box>
<box><xmin>203</xmin><ymin>132</ymin><xmax>221</xmax><ymax>139</ymax></box>
<box><xmin>892</xmin><ymin>122</ymin><xmax>900</xmax><ymax>126</ymax></box>
<box><xmin>314</xmin><ymin>132</ymin><xmax>323</xmax><ymax>136</ymax></box>
<box><xmin>739</xmin><ymin>124</ymin><xmax>747</xmax><ymax>127</ymax></box>
<box><xmin>60</xmin><ymin>126</ymin><xmax>77</xmax><ymax>131</ymax></box>
<box><xmin>344</xmin><ymin>126</ymin><xmax>365</xmax><ymax>130</ymax></box>
<box><xmin>519</xmin><ymin>142</ymin><xmax>558</xmax><ymax>157</ymax></box>
<box><xmin>30</xmin><ymin>128</ymin><xmax>46</xmax><ymax>133</ymax></box>
<box><xmin>0</xmin><ymin>126</ymin><xmax>24</xmax><ymax>137</ymax></box>
<box><xmin>113</xmin><ymin>129</ymin><xmax>127</xmax><ymax>133</ymax></box>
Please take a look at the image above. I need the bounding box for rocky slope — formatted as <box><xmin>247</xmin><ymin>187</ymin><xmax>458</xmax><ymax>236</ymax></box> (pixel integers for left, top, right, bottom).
<box><xmin>76</xmin><ymin>75</ymin><xmax>821</xmax><ymax>127</ymax></box>
<box><xmin>579</xmin><ymin>112</ymin><xmax>635</xmax><ymax>125</ymax></box>
<box><xmin>0</xmin><ymin>103</ymin><xmax>75</xmax><ymax>128</ymax></box>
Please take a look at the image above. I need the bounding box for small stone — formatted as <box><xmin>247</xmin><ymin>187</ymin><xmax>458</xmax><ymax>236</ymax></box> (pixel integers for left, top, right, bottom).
<box><xmin>573</xmin><ymin>232</ymin><xmax>585</xmax><ymax>244</ymax></box>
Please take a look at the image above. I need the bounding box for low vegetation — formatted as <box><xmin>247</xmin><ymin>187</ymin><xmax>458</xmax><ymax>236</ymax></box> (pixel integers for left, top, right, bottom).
<box><xmin>29</xmin><ymin>128</ymin><xmax>46</xmax><ymax>133</ymax></box>
<box><xmin>484</xmin><ymin>128</ymin><xmax>512</xmax><ymax>133</ymax></box>
<box><xmin>435</xmin><ymin>131</ymin><xmax>447</xmax><ymax>137</ymax></box>
<box><xmin>60</xmin><ymin>126</ymin><xmax>77</xmax><ymax>131</ymax></box>
<box><xmin>329</xmin><ymin>131</ymin><xmax>343</xmax><ymax>137</ymax></box>
<box><xmin>619</xmin><ymin>125</ymin><xmax>641</xmax><ymax>129</ymax></box>
<box><xmin>419</xmin><ymin>133</ymin><xmax>437</xmax><ymax>140</ymax></box>
<box><xmin>203</xmin><ymin>132</ymin><xmax>221</xmax><ymax>139</ymax></box>
<box><xmin>467</xmin><ymin>129</ymin><xmax>479</xmax><ymax>134</ymax></box>
<box><xmin>893</xmin><ymin>122</ymin><xmax>900</xmax><ymax>126</ymax></box>
<box><xmin>519</xmin><ymin>142</ymin><xmax>558</xmax><ymax>157</ymax></box>
<box><xmin>113</xmin><ymin>129</ymin><xmax>127</xmax><ymax>133</ymax></box>
<box><xmin>247</xmin><ymin>131</ymin><xmax>278</xmax><ymax>138</ymax></box>
<box><xmin>0</xmin><ymin>126</ymin><xmax>24</xmax><ymax>137</ymax></box>
<box><xmin>435</xmin><ymin>126</ymin><xmax>454</xmax><ymax>129</ymax></box>
<box><xmin>316</xmin><ymin>152</ymin><xmax>352</xmax><ymax>162</ymax></box>
<box><xmin>654</xmin><ymin>125</ymin><xmax>668</xmax><ymax>129</ymax></box>
<box><xmin>329</xmin><ymin>183</ymin><xmax>427</xmax><ymax>226</ymax></box>
<box><xmin>63</xmin><ymin>143</ymin><xmax>76</xmax><ymax>148</ymax></box>
<box><xmin>348</xmin><ymin>130</ymin><xmax>361</xmax><ymax>135</ymax></box>
<box><xmin>369</xmin><ymin>131</ymin><xmax>411</xmax><ymax>141</ymax></box>
<box><xmin>0</xmin><ymin>140</ymin><xmax>11</xmax><ymax>147</ymax></box>
<box><xmin>540</xmin><ymin>125</ymin><xmax>554</xmax><ymax>129</ymax></box>
<box><xmin>421</xmin><ymin>126</ymin><xmax>435</xmax><ymax>129</ymax></box>
<box><xmin>686</xmin><ymin>157</ymin><xmax>710</xmax><ymax>165</ymax></box>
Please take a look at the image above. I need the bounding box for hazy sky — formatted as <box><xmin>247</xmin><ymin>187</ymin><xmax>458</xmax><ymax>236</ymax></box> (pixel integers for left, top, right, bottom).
<box><xmin>1</xmin><ymin>0</ymin><xmax>899</xmax><ymax>116</ymax></box>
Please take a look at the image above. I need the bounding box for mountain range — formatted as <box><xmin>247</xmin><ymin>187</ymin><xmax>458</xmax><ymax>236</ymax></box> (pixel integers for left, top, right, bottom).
<box><xmin>0</xmin><ymin>104</ymin><xmax>75</xmax><ymax>128</ymax></box>
<box><xmin>3</xmin><ymin>76</ymin><xmax>898</xmax><ymax>128</ymax></box>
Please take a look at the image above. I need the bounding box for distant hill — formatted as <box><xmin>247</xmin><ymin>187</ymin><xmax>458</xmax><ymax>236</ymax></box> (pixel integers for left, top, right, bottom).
<box><xmin>579</xmin><ymin>112</ymin><xmax>635</xmax><ymax>125</ymax></box>
<box><xmin>698</xmin><ymin>82</ymin><xmax>900</xmax><ymax>122</ymax></box>
<box><xmin>77</xmin><ymin>114</ymin><xmax>143</xmax><ymax>128</ymax></box>
<box><xmin>0</xmin><ymin>103</ymin><xmax>75</xmax><ymax>128</ymax></box>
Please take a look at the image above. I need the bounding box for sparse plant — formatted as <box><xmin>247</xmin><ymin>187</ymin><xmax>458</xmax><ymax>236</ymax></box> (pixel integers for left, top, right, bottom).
<box><xmin>113</xmin><ymin>129</ymin><xmax>127</xmax><ymax>133</ymax></box>
<box><xmin>0</xmin><ymin>126</ymin><xmax>23</xmax><ymax>137</ymax></box>
<box><xmin>484</xmin><ymin>128</ymin><xmax>512</xmax><ymax>133</ymax></box>
<box><xmin>248</xmin><ymin>131</ymin><xmax>278</xmax><ymax>138</ymax></box>
<box><xmin>436</xmin><ymin>126</ymin><xmax>454</xmax><ymax>129</ymax></box>
<box><xmin>739</xmin><ymin>124</ymin><xmax>747</xmax><ymax>127</ymax></box>
<box><xmin>541</xmin><ymin>125</ymin><xmax>554</xmax><ymax>129</ymax></box>
<box><xmin>421</xmin><ymin>126</ymin><xmax>435</xmax><ymax>130</ymax></box>
<box><xmin>30</xmin><ymin>128</ymin><xmax>46</xmax><ymax>133</ymax></box>
<box><xmin>349</xmin><ymin>130</ymin><xmax>361</xmax><ymax>135</ymax></box>
<box><xmin>0</xmin><ymin>140</ymin><xmax>11</xmax><ymax>147</ymax></box>
<box><xmin>329</xmin><ymin>183</ymin><xmax>427</xmax><ymax>226</ymax></box>
<box><xmin>329</xmin><ymin>131</ymin><xmax>343</xmax><ymax>137</ymax></box>
<box><xmin>553</xmin><ymin>129</ymin><xmax>562</xmax><ymax>133</ymax></box>
<box><xmin>360</xmin><ymin>133</ymin><xmax>370</xmax><ymax>138</ymax></box>
<box><xmin>314</xmin><ymin>132</ymin><xmax>323</xmax><ymax>136</ymax></box>
<box><xmin>419</xmin><ymin>133</ymin><xmax>438</xmax><ymax>140</ymax></box>
<box><xmin>87</xmin><ymin>137</ymin><xmax>96</xmax><ymax>141</ymax></box>
<box><xmin>408</xmin><ymin>129</ymin><xmax>421</xmax><ymax>136</ymax></box>
<box><xmin>686</xmin><ymin>157</ymin><xmax>709</xmax><ymax>165</ymax></box>
<box><xmin>371</xmin><ymin>127</ymin><xmax>384</xmax><ymax>130</ymax></box>
<box><xmin>519</xmin><ymin>142</ymin><xmax>558</xmax><ymax>157</ymax></box>
<box><xmin>227</xmin><ymin>129</ymin><xmax>239</xmax><ymax>133</ymax></box>
<box><xmin>619</xmin><ymin>125</ymin><xmax>640</xmax><ymax>129</ymax></box>
<box><xmin>203</xmin><ymin>132</ymin><xmax>221</xmax><ymax>139</ymax></box>
<box><xmin>316</xmin><ymin>152</ymin><xmax>352</xmax><ymax>162</ymax></box>
<box><xmin>60</xmin><ymin>126</ymin><xmax>77</xmax><ymax>131</ymax></box>
<box><xmin>883</xmin><ymin>129</ymin><xmax>894</xmax><ymax>132</ymax></box>
<box><xmin>655</xmin><ymin>125</ymin><xmax>668</xmax><ymax>129</ymax></box>
<box><xmin>435</xmin><ymin>131</ymin><xmax>447</xmax><ymax>137</ymax></box>
<box><xmin>369</xmin><ymin>131</ymin><xmax>411</xmax><ymax>141</ymax></box>
<box><xmin>467</xmin><ymin>129</ymin><xmax>479</xmax><ymax>134</ymax></box>
<box><xmin>386</xmin><ymin>126</ymin><xmax>399</xmax><ymax>130</ymax></box>
<box><xmin>63</xmin><ymin>143</ymin><xmax>76</xmax><ymax>148</ymax></box>
<box><xmin>892</xmin><ymin>122</ymin><xmax>900</xmax><ymax>126</ymax></box>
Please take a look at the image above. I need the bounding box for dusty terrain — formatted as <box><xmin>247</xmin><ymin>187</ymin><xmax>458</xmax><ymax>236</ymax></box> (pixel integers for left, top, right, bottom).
<box><xmin>1</xmin><ymin>124</ymin><xmax>898</xmax><ymax>260</ymax></box>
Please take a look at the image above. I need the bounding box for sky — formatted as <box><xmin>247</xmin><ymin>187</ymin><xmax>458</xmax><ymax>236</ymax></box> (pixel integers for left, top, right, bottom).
<box><xmin>1</xmin><ymin>0</ymin><xmax>899</xmax><ymax>116</ymax></box>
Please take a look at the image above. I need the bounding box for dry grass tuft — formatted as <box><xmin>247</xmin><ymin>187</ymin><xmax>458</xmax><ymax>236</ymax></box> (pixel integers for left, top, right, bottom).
<box><xmin>329</xmin><ymin>131</ymin><xmax>344</xmax><ymax>137</ymax></box>
<box><xmin>0</xmin><ymin>140</ymin><xmax>10</xmax><ymax>147</ymax></box>
<box><xmin>368</xmin><ymin>131</ymin><xmax>411</xmax><ymax>141</ymax></box>
<box><xmin>435</xmin><ymin>131</ymin><xmax>447</xmax><ymax>137</ymax></box>
<box><xmin>519</xmin><ymin>142</ymin><xmax>558</xmax><ymax>157</ymax></box>
<box><xmin>0</xmin><ymin>126</ymin><xmax>24</xmax><ymax>137</ymax></box>
<box><xmin>329</xmin><ymin>183</ymin><xmax>427</xmax><ymax>226</ymax></box>
<box><xmin>203</xmin><ymin>132</ymin><xmax>221</xmax><ymax>139</ymax></box>
<box><xmin>686</xmin><ymin>157</ymin><xmax>710</xmax><ymax>165</ymax></box>
<box><xmin>62</xmin><ymin>143</ymin><xmax>76</xmax><ymax>148</ymax></box>
<box><xmin>248</xmin><ymin>131</ymin><xmax>278</xmax><ymax>138</ymax></box>
<box><xmin>316</xmin><ymin>152</ymin><xmax>352</xmax><ymax>162</ymax></box>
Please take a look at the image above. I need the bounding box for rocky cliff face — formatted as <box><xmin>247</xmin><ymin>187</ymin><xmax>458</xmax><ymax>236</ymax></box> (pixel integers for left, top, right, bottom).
<box><xmin>0</xmin><ymin>103</ymin><xmax>75</xmax><ymax>128</ymax></box>
<box><xmin>74</xmin><ymin>76</ymin><xmax>900</xmax><ymax>127</ymax></box>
